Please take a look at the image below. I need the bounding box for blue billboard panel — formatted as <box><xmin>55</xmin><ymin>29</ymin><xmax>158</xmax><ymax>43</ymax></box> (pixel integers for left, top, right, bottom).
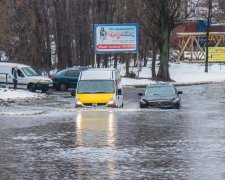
<box><xmin>94</xmin><ymin>24</ymin><xmax>139</xmax><ymax>53</ymax></box>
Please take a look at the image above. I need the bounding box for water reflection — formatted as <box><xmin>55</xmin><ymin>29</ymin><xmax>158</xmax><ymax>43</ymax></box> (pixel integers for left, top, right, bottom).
<box><xmin>75</xmin><ymin>111</ymin><xmax>116</xmax><ymax>147</ymax></box>
<box><xmin>75</xmin><ymin>111</ymin><xmax>116</xmax><ymax>179</ymax></box>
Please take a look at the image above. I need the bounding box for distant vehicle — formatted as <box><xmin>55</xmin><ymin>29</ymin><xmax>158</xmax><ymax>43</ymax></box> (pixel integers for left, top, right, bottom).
<box><xmin>138</xmin><ymin>83</ymin><xmax>182</xmax><ymax>109</ymax></box>
<box><xmin>75</xmin><ymin>68</ymin><xmax>123</xmax><ymax>108</ymax></box>
<box><xmin>50</xmin><ymin>67</ymin><xmax>89</xmax><ymax>91</ymax></box>
<box><xmin>0</xmin><ymin>62</ymin><xmax>52</xmax><ymax>92</ymax></box>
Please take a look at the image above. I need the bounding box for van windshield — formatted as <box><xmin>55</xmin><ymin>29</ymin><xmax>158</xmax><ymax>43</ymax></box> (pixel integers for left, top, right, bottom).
<box><xmin>77</xmin><ymin>80</ymin><xmax>115</xmax><ymax>93</ymax></box>
<box><xmin>21</xmin><ymin>67</ymin><xmax>39</xmax><ymax>76</ymax></box>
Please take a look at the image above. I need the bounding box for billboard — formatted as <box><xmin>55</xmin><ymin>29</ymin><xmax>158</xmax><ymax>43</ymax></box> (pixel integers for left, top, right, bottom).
<box><xmin>207</xmin><ymin>47</ymin><xmax>225</xmax><ymax>62</ymax></box>
<box><xmin>94</xmin><ymin>24</ymin><xmax>139</xmax><ymax>53</ymax></box>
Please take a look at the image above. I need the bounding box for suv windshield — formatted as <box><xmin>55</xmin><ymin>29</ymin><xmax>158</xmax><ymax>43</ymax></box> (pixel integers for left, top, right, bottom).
<box><xmin>145</xmin><ymin>86</ymin><xmax>175</xmax><ymax>96</ymax></box>
<box><xmin>21</xmin><ymin>67</ymin><xmax>39</xmax><ymax>76</ymax></box>
<box><xmin>77</xmin><ymin>80</ymin><xmax>115</xmax><ymax>93</ymax></box>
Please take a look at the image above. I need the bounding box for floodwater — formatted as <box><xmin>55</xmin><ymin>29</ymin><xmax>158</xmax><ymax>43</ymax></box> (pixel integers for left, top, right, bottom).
<box><xmin>1</xmin><ymin>84</ymin><xmax>225</xmax><ymax>179</ymax></box>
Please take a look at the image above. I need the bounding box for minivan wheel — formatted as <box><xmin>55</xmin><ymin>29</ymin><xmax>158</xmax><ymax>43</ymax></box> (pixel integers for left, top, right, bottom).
<box><xmin>28</xmin><ymin>83</ymin><xmax>37</xmax><ymax>92</ymax></box>
<box><xmin>59</xmin><ymin>83</ymin><xmax>68</xmax><ymax>91</ymax></box>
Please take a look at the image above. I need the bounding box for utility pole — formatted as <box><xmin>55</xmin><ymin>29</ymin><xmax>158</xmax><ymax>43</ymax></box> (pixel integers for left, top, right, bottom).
<box><xmin>205</xmin><ymin>0</ymin><xmax>212</xmax><ymax>73</ymax></box>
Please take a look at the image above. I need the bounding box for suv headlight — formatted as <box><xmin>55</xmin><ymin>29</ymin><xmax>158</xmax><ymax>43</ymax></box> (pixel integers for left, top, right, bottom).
<box><xmin>75</xmin><ymin>98</ymin><xmax>84</xmax><ymax>108</ymax></box>
<box><xmin>172</xmin><ymin>98</ymin><xmax>179</xmax><ymax>103</ymax></box>
<box><xmin>140</xmin><ymin>99</ymin><xmax>147</xmax><ymax>104</ymax></box>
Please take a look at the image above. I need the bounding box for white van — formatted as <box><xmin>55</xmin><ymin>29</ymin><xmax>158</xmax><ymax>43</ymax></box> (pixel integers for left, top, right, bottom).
<box><xmin>75</xmin><ymin>68</ymin><xmax>123</xmax><ymax>108</ymax></box>
<box><xmin>0</xmin><ymin>62</ymin><xmax>52</xmax><ymax>92</ymax></box>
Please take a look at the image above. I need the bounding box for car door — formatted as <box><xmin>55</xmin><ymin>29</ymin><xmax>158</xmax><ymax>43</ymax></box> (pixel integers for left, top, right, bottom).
<box><xmin>11</xmin><ymin>68</ymin><xmax>27</xmax><ymax>89</ymax></box>
<box><xmin>64</xmin><ymin>70</ymin><xmax>80</xmax><ymax>88</ymax></box>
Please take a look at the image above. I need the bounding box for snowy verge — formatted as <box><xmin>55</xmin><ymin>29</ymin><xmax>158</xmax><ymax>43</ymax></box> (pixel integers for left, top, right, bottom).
<box><xmin>0</xmin><ymin>88</ymin><xmax>47</xmax><ymax>103</ymax></box>
<box><xmin>0</xmin><ymin>110</ymin><xmax>46</xmax><ymax>116</ymax></box>
<box><xmin>121</xmin><ymin>62</ymin><xmax>225</xmax><ymax>87</ymax></box>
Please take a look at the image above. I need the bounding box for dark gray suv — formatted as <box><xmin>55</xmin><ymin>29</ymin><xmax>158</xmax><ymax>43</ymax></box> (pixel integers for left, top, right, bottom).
<box><xmin>138</xmin><ymin>83</ymin><xmax>182</xmax><ymax>109</ymax></box>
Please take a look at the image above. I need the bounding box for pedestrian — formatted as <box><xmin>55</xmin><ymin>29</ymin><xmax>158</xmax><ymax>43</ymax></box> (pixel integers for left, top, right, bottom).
<box><xmin>12</xmin><ymin>66</ymin><xmax>18</xmax><ymax>90</ymax></box>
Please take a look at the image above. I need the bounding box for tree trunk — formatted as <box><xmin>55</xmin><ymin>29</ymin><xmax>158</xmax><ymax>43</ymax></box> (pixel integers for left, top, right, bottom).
<box><xmin>125</xmin><ymin>57</ymin><xmax>129</xmax><ymax>76</ymax></box>
<box><xmin>157</xmin><ymin>0</ymin><xmax>171</xmax><ymax>81</ymax></box>
<box><xmin>152</xmin><ymin>41</ymin><xmax>157</xmax><ymax>78</ymax></box>
<box><xmin>44</xmin><ymin>0</ymin><xmax>51</xmax><ymax>74</ymax></box>
<box><xmin>114</xmin><ymin>54</ymin><xmax>118</xmax><ymax>68</ymax></box>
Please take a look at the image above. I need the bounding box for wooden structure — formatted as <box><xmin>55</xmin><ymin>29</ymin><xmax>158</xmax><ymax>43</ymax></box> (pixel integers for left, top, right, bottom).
<box><xmin>177</xmin><ymin>32</ymin><xmax>225</xmax><ymax>61</ymax></box>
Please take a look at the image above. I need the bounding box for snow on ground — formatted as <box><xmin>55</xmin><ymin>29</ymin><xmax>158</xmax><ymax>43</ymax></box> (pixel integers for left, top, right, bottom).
<box><xmin>170</xmin><ymin>62</ymin><xmax>225</xmax><ymax>84</ymax></box>
<box><xmin>0</xmin><ymin>88</ymin><xmax>46</xmax><ymax>102</ymax></box>
<box><xmin>1</xmin><ymin>62</ymin><xmax>225</xmax><ymax>102</ymax></box>
<box><xmin>120</xmin><ymin>62</ymin><xmax>225</xmax><ymax>86</ymax></box>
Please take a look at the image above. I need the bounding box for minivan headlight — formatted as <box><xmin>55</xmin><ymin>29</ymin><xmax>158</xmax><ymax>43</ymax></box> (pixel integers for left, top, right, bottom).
<box><xmin>107</xmin><ymin>98</ymin><xmax>116</xmax><ymax>107</ymax></box>
<box><xmin>75</xmin><ymin>98</ymin><xmax>84</xmax><ymax>108</ymax></box>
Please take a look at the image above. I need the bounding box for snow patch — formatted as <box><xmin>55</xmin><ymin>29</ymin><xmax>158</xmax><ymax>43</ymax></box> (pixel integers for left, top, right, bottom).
<box><xmin>0</xmin><ymin>88</ymin><xmax>47</xmax><ymax>101</ymax></box>
<box><xmin>0</xmin><ymin>110</ymin><xmax>46</xmax><ymax>116</ymax></box>
<box><xmin>121</xmin><ymin>62</ymin><xmax>225</xmax><ymax>86</ymax></box>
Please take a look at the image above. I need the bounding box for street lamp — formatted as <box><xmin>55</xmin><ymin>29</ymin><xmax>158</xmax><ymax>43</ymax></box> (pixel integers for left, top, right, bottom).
<box><xmin>205</xmin><ymin>0</ymin><xmax>212</xmax><ymax>73</ymax></box>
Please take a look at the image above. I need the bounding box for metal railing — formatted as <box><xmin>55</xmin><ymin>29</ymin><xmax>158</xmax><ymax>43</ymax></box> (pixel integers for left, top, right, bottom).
<box><xmin>0</xmin><ymin>73</ymin><xmax>8</xmax><ymax>88</ymax></box>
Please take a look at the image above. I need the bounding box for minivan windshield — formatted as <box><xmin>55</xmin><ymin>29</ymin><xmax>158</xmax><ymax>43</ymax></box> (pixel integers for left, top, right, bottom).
<box><xmin>145</xmin><ymin>86</ymin><xmax>175</xmax><ymax>96</ymax></box>
<box><xmin>77</xmin><ymin>80</ymin><xmax>115</xmax><ymax>93</ymax></box>
<box><xmin>21</xmin><ymin>67</ymin><xmax>39</xmax><ymax>76</ymax></box>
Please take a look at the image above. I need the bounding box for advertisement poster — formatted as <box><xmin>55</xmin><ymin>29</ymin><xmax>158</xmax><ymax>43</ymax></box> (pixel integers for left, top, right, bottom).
<box><xmin>207</xmin><ymin>47</ymin><xmax>225</xmax><ymax>62</ymax></box>
<box><xmin>94</xmin><ymin>24</ymin><xmax>139</xmax><ymax>53</ymax></box>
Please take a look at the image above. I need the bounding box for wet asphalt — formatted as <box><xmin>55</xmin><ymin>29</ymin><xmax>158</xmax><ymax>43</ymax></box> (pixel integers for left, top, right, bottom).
<box><xmin>0</xmin><ymin>83</ymin><xmax>225</xmax><ymax>179</ymax></box>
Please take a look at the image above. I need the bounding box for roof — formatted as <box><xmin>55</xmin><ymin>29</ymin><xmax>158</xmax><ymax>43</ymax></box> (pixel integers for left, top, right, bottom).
<box><xmin>85</xmin><ymin>68</ymin><xmax>117</xmax><ymax>71</ymax></box>
<box><xmin>147</xmin><ymin>82</ymin><xmax>174</xmax><ymax>88</ymax></box>
<box><xmin>0</xmin><ymin>62</ymin><xmax>30</xmax><ymax>68</ymax></box>
<box><xmin>177</xmin><ymin>32</ymin><xmax>225</xmax><ymax>37</ymax></box>
<box><xmin>80</xmin><ymin>68</ymin><xmax>118</xmax><ymax>80</ymax></box>
<box><xmin>66</xmin><ymin>66</ymin><xmax>90</xmax><ymax>70</ymax></box>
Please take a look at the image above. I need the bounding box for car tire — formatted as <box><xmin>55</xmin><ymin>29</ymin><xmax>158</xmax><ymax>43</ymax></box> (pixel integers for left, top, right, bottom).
<box><xmin>59</xmin><ymin>83</ymin><xmax>68</xmax><ymax>91</ymax></box>
<box><xmin>28</xmin><ymin>83</ymin><xmax>37</xmax><ymax>92</ymax></box>
<box><xmin>71</xmin><ymin>90</ymin><xmax>76</xmax><ymax>96</ymax></box>
<box><xmin>54</xmin><ymin>84</ymin><xmax>60</xmax><ymax>91</ymax></box>
<box><xmin>41</xmin><ymin>87</ymin><xmax>49</xmax><ymax>93</ymax></box>
<box><xmin>140</xmin><ymin>104</ymin><xmax>146</xmax><ymax>108</ymax></box>
<box><xmin>175</xmin><ymin>104</ymin><xmax>180</xmax><ymax>109</ymax></box>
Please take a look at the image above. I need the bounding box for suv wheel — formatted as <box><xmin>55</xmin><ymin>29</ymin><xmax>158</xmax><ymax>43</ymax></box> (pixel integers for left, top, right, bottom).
<box><xmin>140</xmin><ymin>104</ymin><xmax>147</xmax><ymax>108</ymax></box>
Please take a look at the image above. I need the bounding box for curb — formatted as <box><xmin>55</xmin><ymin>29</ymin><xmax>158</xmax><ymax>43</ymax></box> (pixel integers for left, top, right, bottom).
<box><xmin>123</xmin><ymin>81</ymin><xmax>224</xmax><ymax>88</ymax></box>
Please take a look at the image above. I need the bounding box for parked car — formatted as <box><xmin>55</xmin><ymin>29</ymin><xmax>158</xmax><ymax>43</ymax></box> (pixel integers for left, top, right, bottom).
<box><xmin>50</xmin><ymin>67</ymin><xmax>89</xmax><ymax>91</ymax></box>
<box><xmin>138</xmin><ymin>83</ymin><xmax>182</xmax><ymax>109</ymax></box>
<box><xmin>0</xmin><ymin>62</ymin><xmax>52</xmax><ymax>92</ymax></box>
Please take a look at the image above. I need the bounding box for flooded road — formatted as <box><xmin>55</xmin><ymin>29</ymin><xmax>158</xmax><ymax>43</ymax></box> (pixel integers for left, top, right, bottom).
<box><xmin>1</xmin><ymin>83</ymin><xmax>225</xmax><ymax>179</ymax></box>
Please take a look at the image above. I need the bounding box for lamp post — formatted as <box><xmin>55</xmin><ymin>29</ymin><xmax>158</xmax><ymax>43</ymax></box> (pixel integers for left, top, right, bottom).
<box><xmin>205</xmin><ymin>0</ymin><xmax>212</xmax><ymax>73</ymax></box>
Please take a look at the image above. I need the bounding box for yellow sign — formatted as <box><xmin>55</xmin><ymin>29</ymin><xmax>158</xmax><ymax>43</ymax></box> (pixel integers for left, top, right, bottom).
<box><xmin>206</xmin><ymin>47</ymin><xmax>225</xmax><ymax>62</ymax></box>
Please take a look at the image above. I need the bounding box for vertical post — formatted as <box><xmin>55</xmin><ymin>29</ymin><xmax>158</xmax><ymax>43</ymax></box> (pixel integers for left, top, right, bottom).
<box><xmin>191</xmin><ymin>36</ymin><xmax>193</xmax><ymax>61</ymax></box>
<box><xmin>137</xmin><ymin>53</ymin><xmax>140</xmax><ymax>77</ymax></box>
<box><xmin>94</xmin><ymin>54</ymin><xmax>97</xmax><ymax>68</ymax></box>
<box><xmin>6</xmin><ymin>73</ymin><xmax>8</xmax><ymax>87</ymax></box>
<box><xmin>205</xmin><ymin>0</ymin><xmax>212</xmax><ymax>73</ymax></box>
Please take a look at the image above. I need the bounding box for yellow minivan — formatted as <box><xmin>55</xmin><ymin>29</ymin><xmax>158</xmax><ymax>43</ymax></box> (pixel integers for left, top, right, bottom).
<box><xmin>75</xmin><ymin>68</ymin><xmax>123</xmax><ymax>108</ymax></box>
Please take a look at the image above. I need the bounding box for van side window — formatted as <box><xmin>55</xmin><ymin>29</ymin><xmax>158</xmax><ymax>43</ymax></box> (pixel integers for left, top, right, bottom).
<box><xmin>18</xmin><ymin>70</ymin><xmax>25</xmax><ymax>77</ymax></box>
<box><xmin>12</xmin><ymin>68</ymin><xmax>25</xmax><ymax>77</ymax></box>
